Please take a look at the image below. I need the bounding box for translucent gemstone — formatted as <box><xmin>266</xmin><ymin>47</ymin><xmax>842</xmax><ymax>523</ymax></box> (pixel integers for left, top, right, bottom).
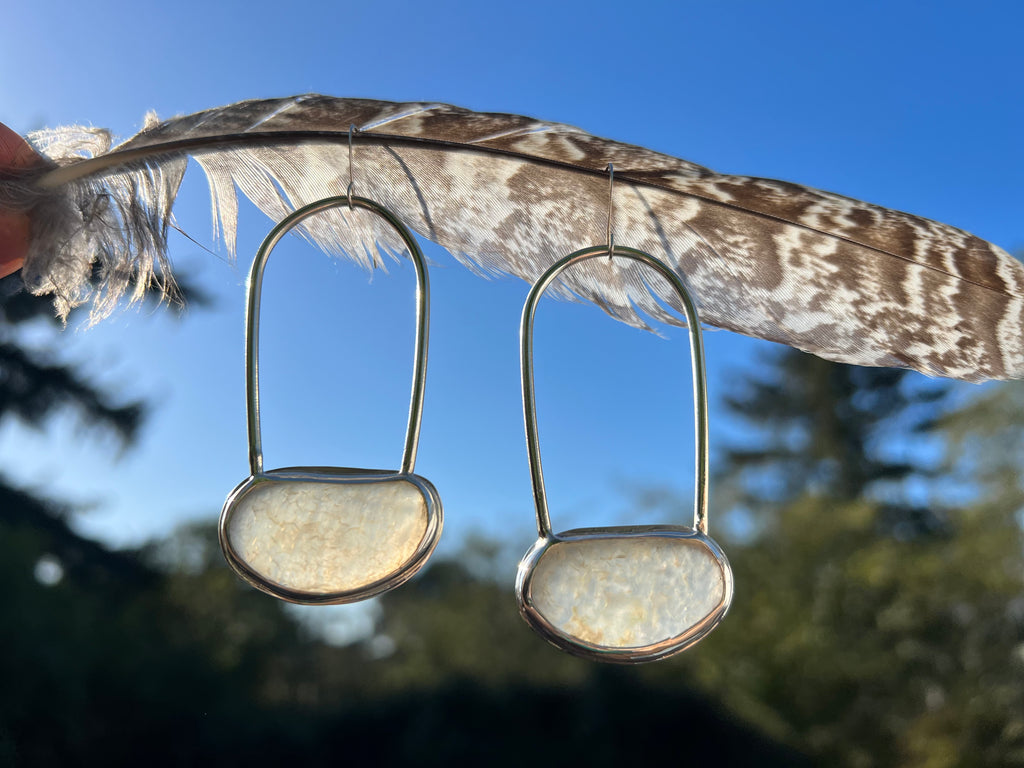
<box><xmin>527</xmin><ymin>536</ymin><xmax>727</xmax><ymax>649</ymax></box>
<box><xmin>224</xmin><ymin>479</ymin><xmax>429</xmax><ymax>594</ymax></box>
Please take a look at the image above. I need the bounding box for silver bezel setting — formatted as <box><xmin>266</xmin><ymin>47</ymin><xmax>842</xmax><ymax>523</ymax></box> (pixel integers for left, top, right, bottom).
<box><xmin>516</xmin><ymin>525</ymin><xmax>733</xmax><ymax>663</ymax></box>
<box><xmin>220</xmin><ymin>467</ymin><xmax>442</xmax><ymax>605</ymax></box>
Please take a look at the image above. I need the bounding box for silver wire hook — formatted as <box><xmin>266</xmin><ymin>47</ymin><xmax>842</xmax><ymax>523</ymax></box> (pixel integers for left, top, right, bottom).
<box><xmin>346</xmin><ymin>124</ymin><xmax>358</xmax><ymax>207</ymax></box>
<box><xmin>521</xmin><ymin>247</ymin><xmax>710</xmax><ymax>537</ymax></box>
<box><xmin>244</xmin><ymin>195</ymin><xmax>431</xmax><ymax>477</ymax></box>
<box><xmin>605</xmin><ymin>163</ymin><xmax>616</xmax><ymax>259</ymax></box>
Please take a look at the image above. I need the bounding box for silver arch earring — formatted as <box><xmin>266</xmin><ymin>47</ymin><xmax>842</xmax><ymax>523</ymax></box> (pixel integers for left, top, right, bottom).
<box><xmin>219</xmin><ymin>195</ymin><xmax>442</xmax><ymax>604</ymax></box>
<box><xmin>516</xmin><ymin>245</ymin><xmax>732</xmax><ymax>662</ymax></box>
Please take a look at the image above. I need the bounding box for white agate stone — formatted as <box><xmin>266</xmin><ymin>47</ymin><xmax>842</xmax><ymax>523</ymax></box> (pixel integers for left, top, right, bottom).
<box><xmin>225</xmin><ymin>479</ymin><xmax>429</xmax><ymax>593</ymax></box>
<box><xmin>528</xmin><ymin>537</ymin><xmax>726</xmax><ymax>648</ymax></box>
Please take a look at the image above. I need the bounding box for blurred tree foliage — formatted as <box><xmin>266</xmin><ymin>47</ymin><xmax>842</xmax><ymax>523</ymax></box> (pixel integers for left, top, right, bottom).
<box><xmin>1</xmin><ymin>274</ymin><xmax>1022</xmax><ymax>766</ymax></box>
<box><xmin>721</xmin><ymin>347</ymin><xmax>950</xmax><ymax>517</ymax></box>
<box><xmin>0</xmin><ymin>276</ymin><xmax>809</xmax><ymax>765</ymax></box>
<box><xmin>686</xmin><ymin>348</ymin><xmax>1024</xmax><ymax>767</ymax></box>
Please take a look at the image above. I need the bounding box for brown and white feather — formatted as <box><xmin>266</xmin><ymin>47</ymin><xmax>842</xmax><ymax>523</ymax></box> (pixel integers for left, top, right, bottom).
<box><xmin>7</xmin><ymin>95</ymin><xmax>1022</xmax><ymax>382</ymax></box>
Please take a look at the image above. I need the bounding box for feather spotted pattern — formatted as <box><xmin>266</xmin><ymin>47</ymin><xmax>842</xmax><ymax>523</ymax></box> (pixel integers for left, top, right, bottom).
<box><xmin>8</xmin><ymin>94</ymin><xmax>1023</xmax><ymax>382</ymax></box>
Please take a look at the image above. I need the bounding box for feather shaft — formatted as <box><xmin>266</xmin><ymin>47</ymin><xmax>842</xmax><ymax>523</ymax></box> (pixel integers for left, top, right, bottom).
<box><xmin>40</xmin><ymin>131</ymin><xmax>985</xmax><ymax>285</ymax></box>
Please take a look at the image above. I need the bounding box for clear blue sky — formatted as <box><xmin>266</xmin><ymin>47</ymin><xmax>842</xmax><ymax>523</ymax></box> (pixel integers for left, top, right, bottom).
<box><xmin>2</xmin><ymin>1</ymin><xmax>1022</xmax><ymax>563</ymax></box>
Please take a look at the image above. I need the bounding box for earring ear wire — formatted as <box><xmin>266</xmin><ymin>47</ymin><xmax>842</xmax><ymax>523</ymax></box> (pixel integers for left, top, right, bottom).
<box><xmin>605</xmin><ymin>163</ymin><xmax>616</xmax><ymax>260</ymax></box>
<box><xmin>346</xmin><ymin>124</ymin><xmax>358</xmax><ymax>208</ymax></box>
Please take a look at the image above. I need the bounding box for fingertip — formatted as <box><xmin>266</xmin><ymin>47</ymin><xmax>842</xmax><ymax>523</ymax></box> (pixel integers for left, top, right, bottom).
<box><xmin>0</xmin><ymin>122</ymin><xmax>42</xmax><ymax>169</ymax></box>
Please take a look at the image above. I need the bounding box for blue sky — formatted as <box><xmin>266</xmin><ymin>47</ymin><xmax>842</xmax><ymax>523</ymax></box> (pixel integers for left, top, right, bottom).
<box><xmin>2</xmin><ymin>0</ymin><xmax>1022</xmax><ymax>567</ymax></box>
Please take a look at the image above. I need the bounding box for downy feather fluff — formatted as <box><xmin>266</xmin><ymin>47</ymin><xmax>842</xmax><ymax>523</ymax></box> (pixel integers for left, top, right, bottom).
<box><xmin>6</xmin><ymin>94</ymin><xmax>1023</xmax><ymax>382</ymax></box>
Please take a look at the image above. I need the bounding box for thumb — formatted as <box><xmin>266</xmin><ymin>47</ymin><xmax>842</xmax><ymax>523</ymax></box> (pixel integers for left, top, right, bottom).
<box><xmin>0</xmin><ymin>122</ymin><xmax>45</xmax><ymax>279</ymax></box>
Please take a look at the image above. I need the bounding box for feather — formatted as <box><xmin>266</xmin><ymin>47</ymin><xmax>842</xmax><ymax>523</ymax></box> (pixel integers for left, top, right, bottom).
<box><xmin>3</xmin><ymin>94</ymin><xmax>1021</xmax><ymax>382</ymax></box>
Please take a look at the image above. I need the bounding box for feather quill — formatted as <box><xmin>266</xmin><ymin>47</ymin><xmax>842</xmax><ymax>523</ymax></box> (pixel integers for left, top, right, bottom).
<box><xmin>4</xmin><ymin>94</ymin><xmax>1021</xmax><ymax>382</ymax></box>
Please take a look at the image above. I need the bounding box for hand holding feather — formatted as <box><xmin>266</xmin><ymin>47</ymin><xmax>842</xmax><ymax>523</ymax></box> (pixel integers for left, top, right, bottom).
<box><xmin>2</xmin><ymin>95</ymin><xmax>1020</xmax><ymax>382</ymax></box>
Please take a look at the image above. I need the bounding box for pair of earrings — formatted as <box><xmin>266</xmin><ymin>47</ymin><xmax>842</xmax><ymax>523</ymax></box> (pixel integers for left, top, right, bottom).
<box><xmin>219</xmin><ymin>195</ymin><xmax>732</xmax><ymax>662</ymax></box>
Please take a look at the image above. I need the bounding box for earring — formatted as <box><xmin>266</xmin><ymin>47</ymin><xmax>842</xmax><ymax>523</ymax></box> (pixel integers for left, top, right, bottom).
<box><xmin>219</xmin><ymin>195</ymin><xmax>442</xmax><ymax>604</ymax></box>
<box><xmin>515</xmin><ymin>246</ymin><xmax>732</xmax><ymax>662</ymax></box>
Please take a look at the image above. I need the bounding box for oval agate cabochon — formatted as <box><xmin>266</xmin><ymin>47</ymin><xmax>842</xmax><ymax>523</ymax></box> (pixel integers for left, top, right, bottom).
<box><xmin>221</xmin><ymin>471</ymin><xmax>441</xmax><ymax>602</ymax></box>
<box><xmin>517</xmin><ymin>529</ymin><xmax>732</xmax><ymax>657</ymax></box>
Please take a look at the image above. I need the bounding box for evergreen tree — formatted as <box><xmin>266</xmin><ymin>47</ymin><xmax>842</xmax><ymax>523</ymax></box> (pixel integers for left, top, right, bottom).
<box><xmin>680</xmin><ymin>348</ymin><xmax>1024</xmax><ymax>767</ymax></box>
<box><xmin>0</xmin><ymin>273</ymin><xmax>149</xmax><ymax>585</ymax></box>
<box><xmin>936</xmin><ymin>380</ymin><xmax>1024</xmax><ymax>518</ymax></box>
<box><xmin>722</xmin><ymin>347</ymin><xmax>951</xmax><ymax>536</ymax></box>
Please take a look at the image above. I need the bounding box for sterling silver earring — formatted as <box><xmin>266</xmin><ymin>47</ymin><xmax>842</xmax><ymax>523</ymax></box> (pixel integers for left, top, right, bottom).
<box><xmin>219</xmin><ymin>195</ymin><xmax>442</xmax><ymax>605</ymax></box>
<box><xmin>516</xmin><ymin>245</ymin><xmax>732</xmax><ymax>662</ymax></box>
